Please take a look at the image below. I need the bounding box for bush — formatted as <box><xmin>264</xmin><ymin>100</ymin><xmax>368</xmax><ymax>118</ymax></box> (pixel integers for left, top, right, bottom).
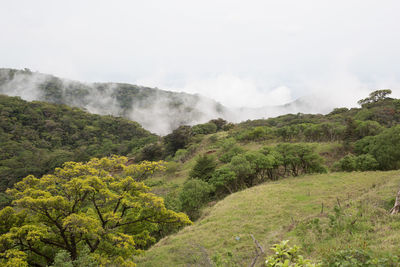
<box><xmin>333</xmin><ymin>154</ymin><xmax>379</xmax><ymax>172</ymax></box>
<box><xmin>209</xmin><ymin>166</ymin><xmax>238</xmax><ymax>195</ymax></box>
<box><xmin>189</xmin><ymin>154</ymin><xmax>217</xmax><ymax>182</ymax></box>
<box><xmin>218</xmin><ymin>138</ymin><xmax>244</xmax><ymax>163</ymax></box>
<box><xmin>265</xmin><ymin>240</ymin><xmax>318</xmax><ymax>267</ymax></box>
<box><xmin>322</xmin><ymin>249</ymin><xmax>399</xmax><ymax>267</ymax></box>
<box><xmin>192</xmin><ymin>122</ymin><xmax>218</xmax><ymax>135</ymax></box>
<box><xmin>333</xmin><ymin>155</ymin><xmax>357</xmax><ymax>172</ymax></box>
<box><xmin>179</xmin><ymin>179</ymin><xmax>213</xmax><ymax>219</ymax></box>
<box><xmin>355</xmin><ymin>154</ymin><xmax>379</xmax><ymax>171</ymax></box>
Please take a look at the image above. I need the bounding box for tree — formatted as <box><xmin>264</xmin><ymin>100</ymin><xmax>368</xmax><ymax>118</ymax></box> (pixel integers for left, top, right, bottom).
<box><xmin>189</xmin><ymin>154</ymin><xmax>217</xmax><ymax>182</ymax></box>
<box><xmin>355</xmin><ymin>125</ymin><xmax>400</xmax><ymax>170</ymax></box>
<box><xmin>191</xmin><ymin>122</ymin><xmax>217</xmax><ymax>135</ymax></box>
<box><xmin>0</xmin><ymin>156</ymin><xmax>191</xmax><ymax>266</ymax></box>
<box><xmin>163</xmin><ymin>125</ymin><xmax>192</xmax><ymax>156</ymax></box>
<box><xmin>357</xmin><ymin>89</ymin><xmax>392</xmax><ymax>106</ymax></box>
<box><xmin>276</xmin><ymin>143</ymin><xmax>326</xmax><ymax>176</ymax></box>
<box><xmin>178</xmin><ymin>179</ymin><xmax>213</xmax><ymax>220</ymax></box>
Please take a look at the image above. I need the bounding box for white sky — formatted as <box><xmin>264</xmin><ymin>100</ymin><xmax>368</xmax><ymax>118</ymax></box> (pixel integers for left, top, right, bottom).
<box><xmin>1</xmin><ymin>0</ymin><xmax>400</xmax><ymax>108</ymax></box>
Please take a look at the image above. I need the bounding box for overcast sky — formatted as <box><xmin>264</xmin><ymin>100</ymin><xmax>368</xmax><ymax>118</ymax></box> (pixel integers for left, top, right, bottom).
<box><xmin>2</xmin><ymin>0</ymin><xmax>400</xmax><ymax>108</ymax></box>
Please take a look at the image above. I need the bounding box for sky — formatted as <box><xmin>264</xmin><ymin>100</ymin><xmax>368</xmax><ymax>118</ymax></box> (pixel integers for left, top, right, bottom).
<box><xmin>1</xmin><ymin>0</ymin><xmax>400</xmax><ymax>108</ymax></box>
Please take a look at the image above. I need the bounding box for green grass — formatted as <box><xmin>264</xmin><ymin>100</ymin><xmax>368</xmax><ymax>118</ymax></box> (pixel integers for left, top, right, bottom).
<box><xmin>136</xmin><ymin>171</ymin><xmax>400</xmax><ymax>266</ymax></box>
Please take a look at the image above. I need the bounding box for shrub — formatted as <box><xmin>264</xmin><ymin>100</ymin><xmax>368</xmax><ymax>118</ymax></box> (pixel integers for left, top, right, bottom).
<box><xmin>355</xmin><ymin>154</ymin><xmax>379</xmax><ymax>171</ymax></box>
<box><xmin>189</xmin><ymin>154</ymin><xmax>217</xmax><ymax>182</ymax></box>
<box><xmin>334</xmin><ymin>154</ymin><xmax>379</xmax><ymax>172</ymax></box>
<box><xmin>192</xmin><ymin>122</ymin><xmax>218</xmax><ymax>135</ymax></box>
<box><xmin>333</xmin><ymin>155</ymin><xmax>357</xmax><ymax>172</ymax></box>
<box><xmin>209</xmin><ymin>166</ymin><xmax>238</xmax><ymax>195</ymax></box>
<box><xmin>322</xmin><ymin>249</ymin><xmax>399</xmax><ymax>267</ymax></box>
<box><xmin>265</xmin><ymin>240</ymin><xmax>319</xmax><ymax>267</ymax></box>
<box><xmin>179</xmin><ymin>179</ymin><xmax>213</xmax><ymax>219</ymax></box>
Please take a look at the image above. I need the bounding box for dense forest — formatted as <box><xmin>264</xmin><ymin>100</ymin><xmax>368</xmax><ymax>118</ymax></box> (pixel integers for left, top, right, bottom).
<box><xmin>0</xmin><ymin>95</ymin><xmax>156</xmax><ymax>197</ymax></box>
<box><xmin>1</xmin><ymin>89</ymin><xmax>400</xmax><ymax>266</ymax></box>
<box><xmin>0</xmin><ymin>68</ymin><xmax>228</xmax><ymax>134</ymax></box>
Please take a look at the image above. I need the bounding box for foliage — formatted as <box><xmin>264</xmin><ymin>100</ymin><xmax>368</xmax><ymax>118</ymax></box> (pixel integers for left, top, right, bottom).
<box><xmin>333</xmin><ymin>155</ymin><xmax>357</xmax><ymax>172</ymax></box>
<box><xmin>357</xmin><ymin>89</ymin><xmax>392</xmax><ymax>106</ymax></box>
<box><xmin>178</xmin><ymin>179</ymin><xmax>213</xmax><ymax>219</ymax></box>
<box><xmin>0</xmin><ymin>156</ymin><xmax>191</xmax><ymax>266</ymax></box>
<box><xmin>218</xmin><ymin>138</ymin><xmax>244</xmax><ymax>163</ymax></box>
<box><xmin>138</xmin><ymin>142</ymin><xmax>165</xmax><ymax>161</ymax></box>
<box><xmin>189</xmin><ymin>154</ymin><xmax>217</xmax><ymax>182</ymax></box>
<box><xmin>50</xmin><ymin>246</ymin><xmax>97</xmax><ymax>267</ymax></box>
<box><xmin>275</xmin><ymin>143</ymin><xmax>326</xmax><ymax>176</ymax></box>
<box><xmin>192</xmin><ymin>122</ymin><xmax>217</xmax><ymax>135</ymax></box>
<box><xmin>322</xmin><ymin>249</ymin><xmax>399</xmax><ymax>267</ymax></box>
<box><xmin>209</xmin><ymin>166</ymin><xmax>238</xmax><ymax>195</ymax></box>
<box><xmin>264</xmin><ymin>240</ymin><xmax>319</xmax><ymax>267</ymax></box>
<box><xmin>355</xmin><ymin>125</ymin><xmax>400</xmax><ymax>170</ymax></box>
<box><xmin>209</xmin><ymin>118</ymin><xmax>228</xmax><ymax>131</ymax></box>
<box><xmin>0</xmin><ymin>95</ymin><xmax>156</xmax><ymax>191</ymax></box>
<box><xmin>164</xmin><ymin>125</ymin><xmax>192</xmax><ymax>156</ymax></box>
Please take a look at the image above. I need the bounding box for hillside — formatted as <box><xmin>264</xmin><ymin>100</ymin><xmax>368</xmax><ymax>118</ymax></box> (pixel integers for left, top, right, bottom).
<box><xmin>0</xmin><ymin>94</ymin><xmax>156</xmax><ymax>195</ymax></box>
<box><xmin>0</xmin><ymin>68</ymin><xmax>358</xmax><ymax>135</ymax></box>
<box><xmin>1</xmin><ymin>89</ymin><xmax>400</xmax><ymax>266</ymax></box>
<box><xmin>136</xmin><ymin>170</ymin><xmax>400</xmax><ymax>266</ymax></box>
<box><xmin>0</xmin><ymin>68</ymin><xmax>230</xmax><ymax>135</ymax></box>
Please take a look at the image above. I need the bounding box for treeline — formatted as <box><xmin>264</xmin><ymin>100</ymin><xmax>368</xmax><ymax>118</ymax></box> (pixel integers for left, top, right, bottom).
<box><xmin>0</xmin><ymin>95</ymin><xmax>156</xmax><ymax>193</ymax></box>
<box><xmin>169</xmin><ymin>141</ymin><xmax>326</xmax><ymax>219</ymax></box>
<box><xmin>155</xmin><ymin>90</ymin><xmax>400</xmax><ymax>219</ymax></box>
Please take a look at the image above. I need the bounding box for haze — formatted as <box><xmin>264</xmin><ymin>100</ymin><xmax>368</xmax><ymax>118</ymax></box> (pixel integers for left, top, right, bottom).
<box><xmin>1</xmin><ymin>0</ymin><xmax>400</xmax><ymax>108</ymax></box>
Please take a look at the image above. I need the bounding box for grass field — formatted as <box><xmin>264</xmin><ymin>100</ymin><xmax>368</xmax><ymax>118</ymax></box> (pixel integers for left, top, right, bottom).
<box><xmin>136</xmin><ymin>170</ymin><xmax>400</xmax><ymax>266</ymax></box>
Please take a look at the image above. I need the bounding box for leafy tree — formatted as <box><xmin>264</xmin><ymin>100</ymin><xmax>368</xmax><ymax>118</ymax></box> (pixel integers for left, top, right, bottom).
<box><xmin>0</xmin><ymin>95</ymin><xmax>157</xmax><ymax>191</ymax></box>
<box><xmin>0</xmin><ymin>156</ymin><xmax>191</xmax><ymax>266</ymax></box>
<box><xmin>209</xmin><ymin>166</ymin><xmax>238</xmax><ymax>195</ymax></box>
<box><xmin>178</xmin><ymin>179</ymin><xmax>213</xmax><ymax>220</ymax></box>
<box><xmin>333</xmin><ymin>155</ymin><xmax>357</xmax><ymax>172</ymax></box>
<box><xmin>189</xmin><ymin>154</ymin><xmax>217</xmax><ymax>182</ymax></box>
<box><xmin>191</xmin><ymin>122</ymin><xmax>217</xmax><ymax>135</ymax></box>
<box><xmin>163</xmin><ymin>125</ymin><xmax>192</xmax><ymax>156</ymax></box>
<box><xmin>358</xmin><ymin>89</ymin><xmax>392</xmax><ymax>106</ymax></box>
<box><xmin>355</xmin><ymin>154</ymin><xmax>379</xmax><ymax>171</ymax></box>
<box><xmin>276</xmin><ymin>143</ymin><xmax>326</xmax><ymax>176</ymax></box>
<box><xmin>138</xmin><ymin>142</ymin><xmax>165</xmax><ymax>161</ymax></box>
<box><xmin>209</xmin><ymin>118</ymin><xmax>228</xmax><ymax>131</ymax></box>
<box><xmin>355</xmin><ymin>126</ymin><xmax>400</xmax><ymax>170</ymax></box>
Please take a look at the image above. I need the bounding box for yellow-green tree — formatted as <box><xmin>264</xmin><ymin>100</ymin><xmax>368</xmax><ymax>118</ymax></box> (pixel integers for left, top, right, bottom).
<box><xmin>0</xmin><ymin>156</ymin><xmax>191</xmax><ymax>266</ymax></box>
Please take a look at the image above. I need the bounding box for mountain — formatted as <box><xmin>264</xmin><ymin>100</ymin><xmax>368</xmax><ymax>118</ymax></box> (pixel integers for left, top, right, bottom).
<box><xmin>0</xmin><ymin>68</ymin><xmax>337</xmax><ymax>135</ymax></box>
<box><xmin>0</xmin><ymin>94</ymin><xmax>156</xmax><ymax>193</ymax></box>
<box><xmin>0</xmin><ymin>68</ymin><xmax>231</xmax><ymax>135</ymax></box>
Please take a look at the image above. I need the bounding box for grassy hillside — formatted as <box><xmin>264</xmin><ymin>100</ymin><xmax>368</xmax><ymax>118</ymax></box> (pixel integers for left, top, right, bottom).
<box><xmin>136</xmin><ymin>171</ymin><xmax>400</xmax><ymax>266</ymax></box>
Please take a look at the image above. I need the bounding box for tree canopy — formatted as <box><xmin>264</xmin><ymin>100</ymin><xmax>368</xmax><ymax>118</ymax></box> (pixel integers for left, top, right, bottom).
<box><xmin>357</xmin><ymin>89</ymin><xmax>392</xmax><ymax>106</ymax></box>
<box><xmin>0</xmin><ymin>156</ymin><xmax>191</xmax><ymax>266</ymax></box>
<box><xmin>0</xmin><ymin>95</ymin><xmax>156</xmax><ymax>193</ymax></box>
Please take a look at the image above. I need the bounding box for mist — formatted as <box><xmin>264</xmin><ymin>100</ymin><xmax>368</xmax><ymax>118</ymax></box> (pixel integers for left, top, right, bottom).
<box><xmin>2</xmin><ymin>68</ymin><xmax>396</xmax><ymax>136</ymax></box>
<box><xmin>1</xmin><ymin>1</ymin><xmax>400</xmax><ymax>114</ymax></box>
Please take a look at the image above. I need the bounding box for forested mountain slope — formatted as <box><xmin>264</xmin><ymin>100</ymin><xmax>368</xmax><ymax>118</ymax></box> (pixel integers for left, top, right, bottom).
<box><xmin>0</xmin><ymin>68</ymin><xmax>230</xmax><ymax>134</ymax></box>
<box><xmin>0</xmin><ymin>94</ymin><xmax>156</xmax><ymax>193</ymax></box>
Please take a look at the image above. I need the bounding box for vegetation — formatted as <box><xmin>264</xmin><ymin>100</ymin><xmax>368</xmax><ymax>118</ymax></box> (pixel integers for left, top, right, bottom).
<box><xmin>135</xmin><ymin>171</ymin><xmax>400</xmax><ymax>266</ymax></box>
<box><xmin>0</xmin><ymin>156</ymin><xmax>191</xmax><ymax>266</ymax></box>
<box><xmin>0</xmin><ymin>95</ymin><xmax>156</xmax><ymax>194</ymax></box>
<box><xmin>1</xmin><ymin>88</ymin><xmax>400</xmax><ymax>266</ymax></box>
<box><xmin>264</xmin><ymin>240</ymin><xmax>318</xmax><ymax>267</ymax></box>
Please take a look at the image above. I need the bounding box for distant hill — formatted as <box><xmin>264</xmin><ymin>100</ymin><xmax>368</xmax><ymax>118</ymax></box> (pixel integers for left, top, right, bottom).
<box><xmin>0</xmin><ymin>94</ymin><xmax>156</xmax><ymax>193</ymax></box>
<box><xmin>0</xmin><ymin>68</ymin><xmax>231</xmax><ymax>135</ymax></box>
<box><xmin>0</xmin><ymin>68</ymin><xmax>343</xmax><ymax>135</ymax></box>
